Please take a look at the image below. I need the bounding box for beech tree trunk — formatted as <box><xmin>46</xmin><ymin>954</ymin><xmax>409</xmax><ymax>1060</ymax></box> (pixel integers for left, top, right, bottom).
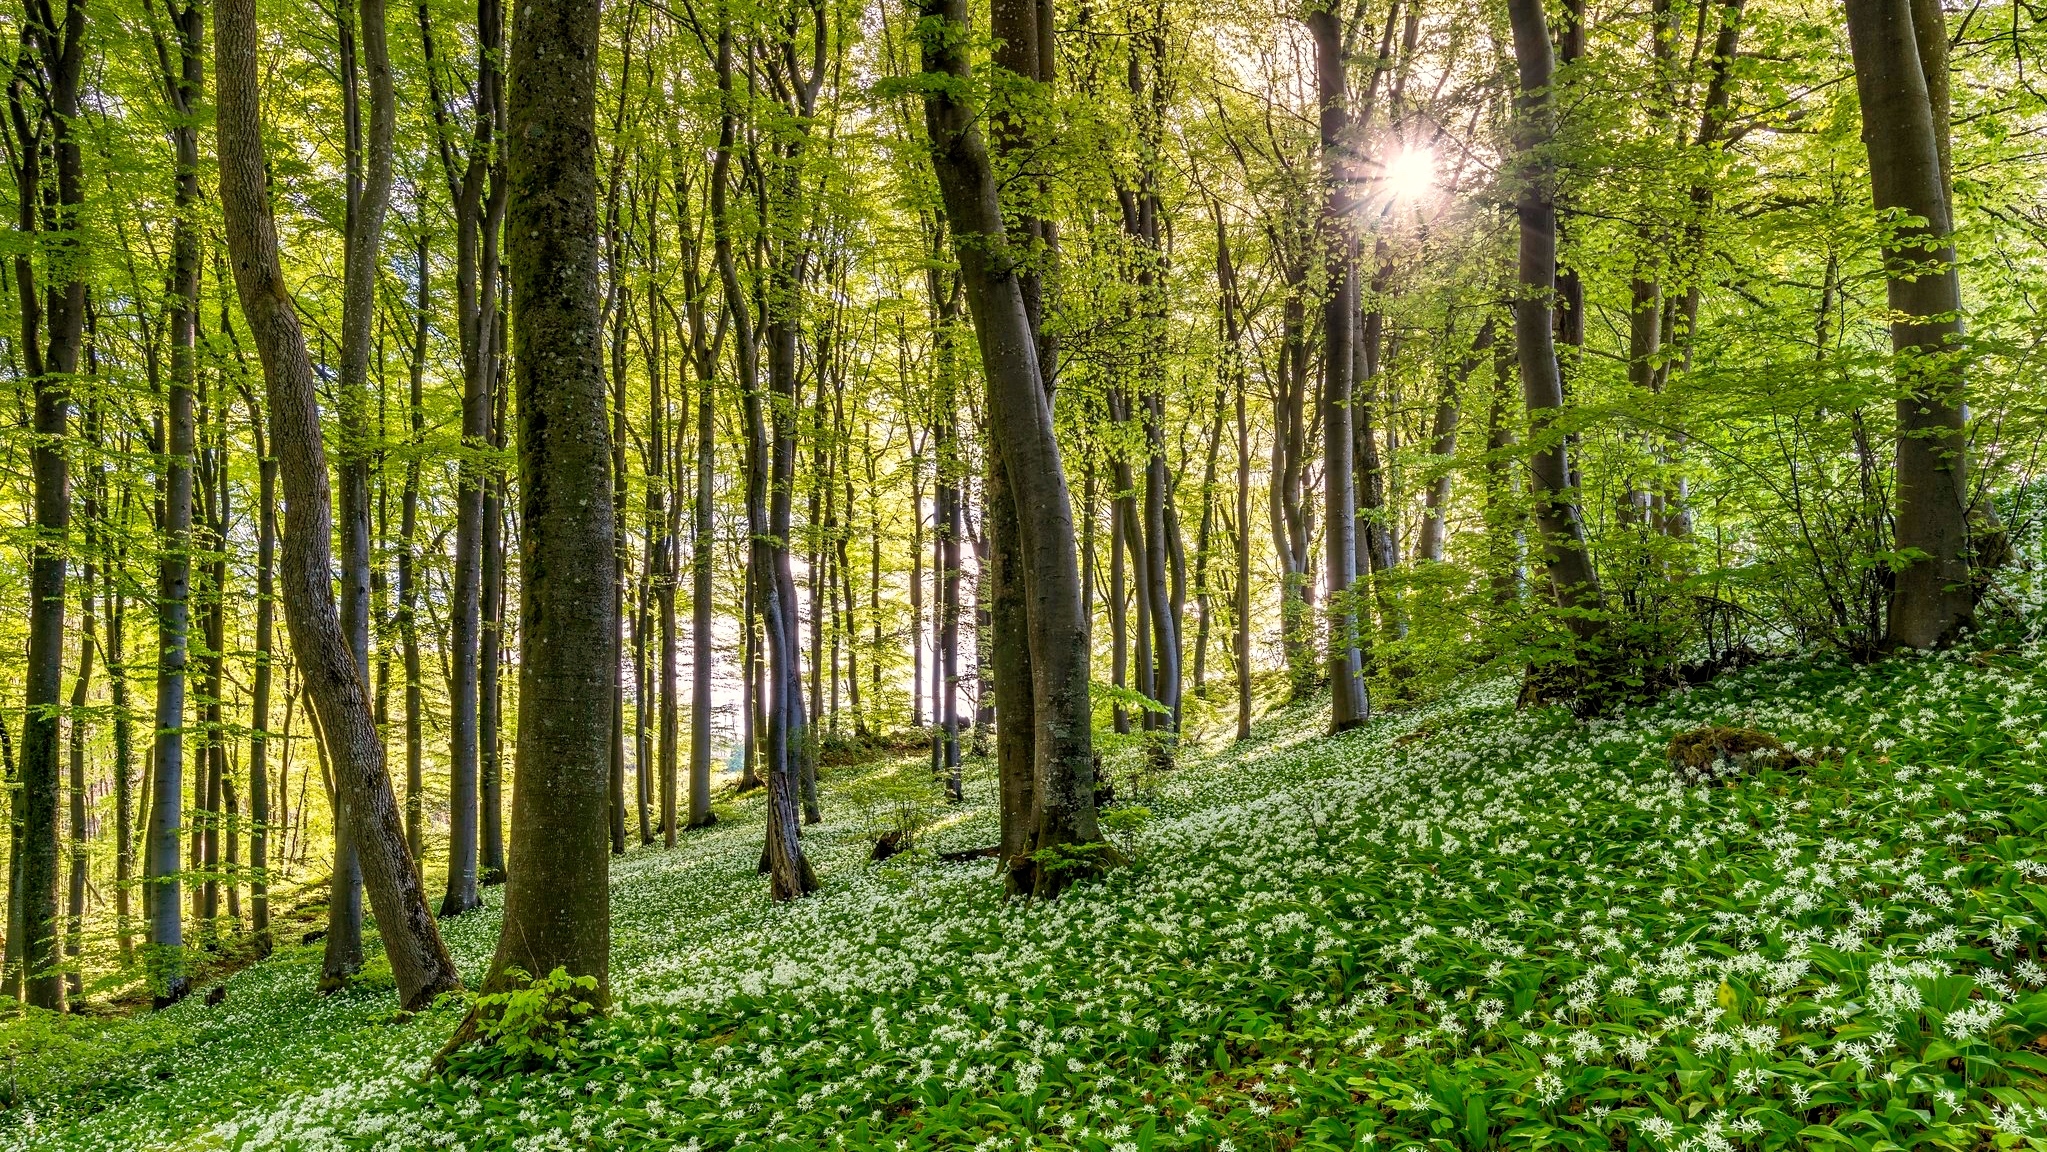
<box><xmin>1506</xmin><ymin>0</ymin><xmax>1605</xmax><ymax>643</ymax></box>
<box><xmin>1845</xmin><ymin>0</ymin><xmax>1973</xmax><ymax>648</ymax></box>
<box><xmin>710</xmin><ymin>8</ymin><xmax>816</xmax><ymax>899</ymax></box>
<box><xmin>214</xmin><ymin>0</ymin><xmax>460</xmax><ymax>1010</ymax></box>
<box><xmin>483</xmin><ymin>0</ymin><xmax>614</xmax><ymax>998</ymax></box>
<box><xmin>244</xmin><ymin>385</ymin><xmax>277</xmax><ymax>953</ymax></box>
<box><xmin>1309</xmin><ymin>3</ymin><xmax>1368</xmax><ymax>732</ymax></box>
<box><xmin>398</xmin><ymin>237</ymin><xmax>428</xmax><ymax>866</ymax></box>
<box><xmin>915</xmin><ymin>0</ymin><xmax>1103</xmax><ymax>898</ymax></box>
<box><xmin>989</xmin><ymin>0</ymin><xmax>1054</xmax><ymax>868</ymax></box>
<box><xmin>13</xmin><ymin>0</ymin><xmax>87</xmax><ymax>1013</ymax></box>
<box><xmin>421</xmin><ymin>0</ymin><xmax>505</xmax><ymax>913</ymax></box>
<box><xmin>688</xmin><ymin>315</ymin><xmax>718</xmax><ymax>829</ymax></box>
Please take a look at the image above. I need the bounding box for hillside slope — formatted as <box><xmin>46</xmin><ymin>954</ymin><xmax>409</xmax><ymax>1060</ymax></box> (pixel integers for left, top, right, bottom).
<box><xmin>9</xmin><ymin>645</ymin><xmax>2047</xmax><ymax>1151</ymax></box>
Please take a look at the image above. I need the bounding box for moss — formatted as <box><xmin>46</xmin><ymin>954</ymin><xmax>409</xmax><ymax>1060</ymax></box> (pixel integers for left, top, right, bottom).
<box><xmin>1665</xmin><ymin>724</ymin><xmax>1803</xmax><ymax>779</ymax></box>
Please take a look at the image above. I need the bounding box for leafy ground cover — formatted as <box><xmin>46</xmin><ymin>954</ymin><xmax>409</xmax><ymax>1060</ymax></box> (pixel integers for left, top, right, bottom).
<box><xmin>9</xmin><ymin>639</ymin><xmax>2047</xmax><ymax>1150</ymax></box>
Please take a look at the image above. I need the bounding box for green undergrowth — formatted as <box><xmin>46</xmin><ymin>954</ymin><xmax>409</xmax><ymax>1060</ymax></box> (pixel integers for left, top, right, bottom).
<box><xmin>9</xmin><ymin>641</ymin><xmax>2047</xmax><ymax>1150</ymax></box>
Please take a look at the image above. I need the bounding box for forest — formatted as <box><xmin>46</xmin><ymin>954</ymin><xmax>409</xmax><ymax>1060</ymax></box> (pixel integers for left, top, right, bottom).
<box><xmin>5</xmin><ymin>0</ymin><xmax>2047</xmax><ymax>1147</ymax></box>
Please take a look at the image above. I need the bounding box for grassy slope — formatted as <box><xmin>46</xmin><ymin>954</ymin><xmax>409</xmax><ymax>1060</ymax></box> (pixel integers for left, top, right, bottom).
<box><xmin>8</xmin><ymin>644</ymin><xmax>2047</xmax><ymax>1151</ymax></box>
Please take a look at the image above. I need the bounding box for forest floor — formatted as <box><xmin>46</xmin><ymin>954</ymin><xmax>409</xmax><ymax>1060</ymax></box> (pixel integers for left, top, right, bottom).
<box><xmin>7</xmin><ymin>641</ymin><xmax>2047</xmax><ymax>1151</ymax></box>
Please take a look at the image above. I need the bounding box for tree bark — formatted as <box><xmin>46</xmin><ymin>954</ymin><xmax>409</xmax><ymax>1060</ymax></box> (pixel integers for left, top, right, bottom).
<box><xmin>708</xmin><ymin>7</ymin><xmax>815</xmax><ymax>899</ymax></box>
<box><xmin>143</xmin><ymin>0</ymin><xmax>203</xmax><ymax>1009</ymax></box>
<box><xmin>688</xmin><ymin>313</ymin><xmax>718</xmax><ymax>829</ymax></box>
<box><xmin>1845</xmin><ymin>0</ymin><xmax>1973</xmax><ymax>648</ymax></box>
<box><xmin>1506</xmin><ymin>0</ymin><xmax>1605</xmax><ymax>643</ymax></box>
<box><xmin>914</xmin><ymin>0</ymin><xmax>1104</xmax><ymax>898</ymax></box>
<box><xmin>1309</xmin><ymin>2</ymin><xmax>1368</xmax><ymax>732</ymax></box>
<box><xmin>421</xmin><ymin>0</ymin><xmax>506</xmax><ymax>914</ymax></box>
<box><xmin>214</xmin><ymin>0</ymin><xmax>460</xmax><ymax>1010</ymax></box>
<box><xmin>12</xmin><ymin>0</ymin><xmax>88</xmax><ymax>1013</ymax></box>
<box><xmin>398</xmin><ymin>237</ymin><xmax>427</xmax><ymax>870</ymax></box>
<box><xmin>243</xmin><ymin>384</ymin><xmax>276</xmax><ymax>953</ymax></box>
<box><xmin>480</xmin><ymin>0</ymin><xmax>615</xmax><ymax>998</ymax></box>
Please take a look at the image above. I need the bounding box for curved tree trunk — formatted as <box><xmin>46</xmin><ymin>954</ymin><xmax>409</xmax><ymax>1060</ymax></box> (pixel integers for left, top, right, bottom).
<box><xmin>215</xmin><ymin>0</ymin><xmax>460</xmax><ymax>1011</ymax></box>
<box><xmin>914</xmin><ymin>0</ymin><xmax>1103</xmax><ymax>898</ymax></box>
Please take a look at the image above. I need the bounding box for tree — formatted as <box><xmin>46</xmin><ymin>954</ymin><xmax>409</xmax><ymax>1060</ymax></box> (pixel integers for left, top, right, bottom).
<box><xmin>139</xmin><ymin>0</ymin><xmax>202</xmax><ymax>1005</ymax></box>
<box><xmin>913</xmin><ymin>0</ymin><xmax>1106</xmax><ymax>898</ymax></box>
<box><xmin>9</xmin><ymin>0</ymin><xmax>89</xmax><ymax>1013</ymax></box>
<box><xmin>419</xmin><ymin>0</ymin><xmax>506</xmax><ymax>917</ymax></box>
<box><xmin>1844</xmin><ymin>0</ymin><xmax>1973</xmax><ymax>648</ymax></box>
<box><xmin>1505</xmin><ymin>0</ymin><xmax>1604</xmax><ymax>647</ymax></box>
<box><xmin>214</xmin><ymin>0</ymin><xmax>459</xmax><ymax>1010</ymax></box>
<box><xmin>1308</xmin><ymin>0</ymin><xmax>1368</xmax><ymax>733</ymax></box>
<box><xmin>484</xmin><ymin>0</ymin><xmax>614</xmax><ymax>997</ymax></box>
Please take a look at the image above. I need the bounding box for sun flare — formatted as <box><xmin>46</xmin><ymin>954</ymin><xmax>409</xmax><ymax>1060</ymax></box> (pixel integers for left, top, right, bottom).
<box><xmin>1383</xmin><ymin>145</ymin><xmax>1436</xmax><ymax>202</ymax></box>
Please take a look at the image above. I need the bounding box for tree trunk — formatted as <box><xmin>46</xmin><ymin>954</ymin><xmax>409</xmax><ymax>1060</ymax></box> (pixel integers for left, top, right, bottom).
<box><xmin>12</xmin><ymin>0</ymin><xmax>87</xmax><ymax>1016</ymax></box>
<box><xmin>1506</xmin><ymin>0</ymin><xmax>1605</xmax><ymax>643</ymax></box>
<box><xmin>709</xmin><ymin>9</ymin><xmax>815</xmax><ymax>900</ymax></box>
<box><xmin>482</xmin><ymin>0</ymin><xmax>614</xmax><ymax>999</ymax></box>
<box><xmin>215</xmin><ymin>0</ymin><xmax>460</xmax><ymax>1010</ymax></box>
<box><xmin>106</xmin><ymin>533</ymin><xmax>136</xmax><ymax>965</ymax></box>
<box><xmin>399</xmin><ymin>237</ymin><xmax>427</xmax><ymax>868</ymax></box>
<box><xmin>1309</xmin><ymin>3</ymin><xmax>1368</xmax><ymax>732</ymax></box>
<box><xmin>688</xmin><ymin>333</ymin><xmax>717</xmax><ymax>829</ymax></box>
<box><xmin>479</xmin><ymin>385</ymin><xmax>509</xmax><ymax>885</ymax></box>
<box><xmin>145</xmin><ymin>0</ymin><xmax>202</xmax><ymax>1006</ymax></box>
<box><xmin>65</xmin><ymin>537</ymin><xmax>94</xmax><ymax>999</ymax></box>
<box><xmin>421</xmin><ymin>0</ymin><xmax>505</xmax><ymax>914</ymax></box>
<box><xmin>244</xmin><ymin>385</ymin><xmax>277</xmax><ymax>954</ymax></box>
<box><xmin>1845</xmin><ymin>0</ymin><xmax>1973</xmax><ymax>648</ymax></box>
<box><xmin>914</xmin><ymin>0</ymin><xmax>1103</xmax><ymax>898</ymax></box>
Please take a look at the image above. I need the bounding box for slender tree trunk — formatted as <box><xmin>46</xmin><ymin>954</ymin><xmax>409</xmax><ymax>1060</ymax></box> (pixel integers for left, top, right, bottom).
<box><xmin>106</xmin><ymin>535</ymin><xmax>136</xmax><ymax>965</ymax></box>
<box><xmin>395</xmin><ymin>238</ymin><xmax>427</xmax><ymax>871</ymax></box>
<box><xmin>1309</xmin><ymin>4</ymin><xmax>1367</xmax><ymax>732</ymax></box>
<box><xmin>1845</xmin><ymin>0</ymin><xmax>1973</xmax><ymax>647</ymax></box>
<box><xmin>909</xmin><ymin>453</ymin><xmax>924</xmax><ymax>731</ymax></box>
<box><xmin>1190</xmin><ymin>392</ymin><xmax>1224</xmax><ymax>699</ymax></box>
<box><xmin>145</xmin><ymin>2</ymin><xmax>202</xmax><ymax>1007</ymax></box>
<box><xmin>13</xmin><ymin>0</ymin><xmax>87</xmax><ymax>1016</ymax></box>
<box><xmin>244</xmin><ymin>386</ymin><xmax>277</xmax><ymax>953</ymax></box>
<box><xmin>708</xmin><ymin>10</ymin><xmax>814</xmax><ymax>899</ymax></box>
<box><xmin>215</xmin><ymin>0</ymin><xmax>460</xmax><ymax>1010</ymax></box>
<box><xmin>479</xmin><ymin>387</ymin><xmax>509</xmax><ymax>885</ymax></box>
<box><xmin>1506</xmin><ymin>0</ymin><xmax>1605</xmax><ymax>644</ymax></box>
<box><xmin>688</xmin><ymin>341</ymin><xmax>717</xmax><ymax>829</ymax></box>
<box><xmin>915</xmin><ymin>0</ymin><xmax>1103</xmax><ymax>897</ymax></box>
<box><xmin>422</xmin><ymin>0</ymin><xmax>505</xmax><ymax>914</ymax></box>
<box><xmin>202</xmin><ymin>411</ymin><xmax>231</xmax><ymax>938</ymax></box>
<box><xmin>324</xmin><ymin>0</ymin><xmax>396</xmax><ymax>981</ymax></box>
<box><xmin>65</xmin><ymin>545</ymin><xmax>94</xmax><ymax>998</ymax></box>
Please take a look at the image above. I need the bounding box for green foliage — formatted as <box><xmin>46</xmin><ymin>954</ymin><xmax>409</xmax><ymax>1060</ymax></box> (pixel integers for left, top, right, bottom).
<box><xmin>843</xmin><ymin>767</ymin><xmax>948</xmax><ymax>853</ymax></box>
<box><xmin>1029</xmin><ymin>838</ymin><xmax>1124</xmax><ymax>884</ymax></box>
<box><xmin>1097</xmin><ymin>803</ymin><xmax>1153</xmax><ymax>860</ymax></box>
<box><xmin>0</xmin><ymin>1006</ymin><xmax>189</xmax><ymax>1117</ymax></box>
<box><xmin>456</xmin><ymin>967</ymin><xmax>599</xmax><ymax>1075</ymax></box>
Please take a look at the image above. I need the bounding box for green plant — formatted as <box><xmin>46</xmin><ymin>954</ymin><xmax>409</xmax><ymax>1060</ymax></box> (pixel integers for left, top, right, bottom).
<box><xmin>467</xmin><ymin>967</ymin><xmax>598</xmax><ymax>1072</ymax></box>
<box><xmin>1098</xmin><ymin>804</ymin><xmax>1153</xmax><ymax>860</ymax></box>
<box><xmin>844</xmin><ymin>769</ymin><xmax>947</xmax><ymax>854</ymax></box>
